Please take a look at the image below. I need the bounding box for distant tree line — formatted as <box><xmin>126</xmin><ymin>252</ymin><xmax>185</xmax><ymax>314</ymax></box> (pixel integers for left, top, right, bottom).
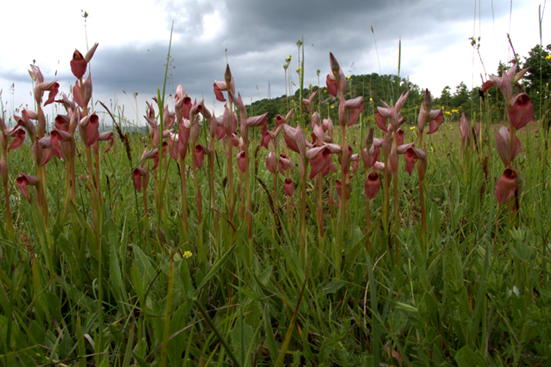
<box><xmin>246</xmin><ymin>43</ymin><xmax>550</xmax><ymax>127</ymax></box>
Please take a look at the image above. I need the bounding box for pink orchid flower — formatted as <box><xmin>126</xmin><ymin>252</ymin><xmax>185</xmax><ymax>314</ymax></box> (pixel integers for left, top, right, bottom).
<box><xmin>278</xmin><ymin>153</ymin><xmax>294</xmax><ymax>175</ymax></box>
<box><xmin>28</xmin><ymin>65</ymin><xmax>59</xmax><ymax>106</ymax></box>
<box><xmin>16</xmin><ymin>172</ymin><xmax>39</xmax><ymax>202</ymax></box>
<box><xmin>326</xmin><ymin>53</ymin><xmax>346</xmax><ymax>97</ymax></box>
<box><xmin>283</xmin><ymin>177</ymin><xmax>295</xmax><ymax>196</ymax></box>
<box><xmin>495</xmin><ymin>126</ymin><xmax>521</xmax><ymax>167</ymax></box>
<box><xmin>73</xmin><ymin>74</ymin><xmax>92</xmax><ymax>108</ymax></box>
<box><xmin>194</xmin><ymin>144</ymin><xmax>209</xmax><ymax>169</ymax></box>
<box><xmin>213</xmin><ymin>64</ymin><xmax>236</xmax><ymax>102</ymax></box>
<box><xmin>132</xmin><ymin>167</ymin><xmax>150</xmax><ymax>192</ymax></box>
<box><xmin>509</xmin><ymin>93</ymin><xmax>533</xmax><ymax>130</ymax></box>
<box><xmin>365</xmin><ymin>170</ymin><xmax>381</xmax><ymax>200</ymax></box>
<box><xmin>266</xmin><ymin>151</ymin><xmax>278</xmax><ymax>174</ymax></box>
<box><xmin>377</xmin><ymin>92</ymin><xmax>409</xmax><ymax>132</ymax></box>
<box><xmin>175</xmin><ymin>84</ymin><xmax>192</xmax><ymax>122</ymax></box>
<box><xmin>495</xmin><ymin>167</ymin><xmax>522</xmax><ymax>205</ymax></box>
<box><xmin>78</xmin><ymin>113</ymin><xmax>100</xmax><ymax>147</ymax></box>
<box><xmin>417</xmin><ymin>89</ymin><xmax>443</xmax><ymax>134</ymax></box>
<box><xmin>306</xmin><ymin>145</ymin><xmax>340</xmax><ymax>179</ymax></box>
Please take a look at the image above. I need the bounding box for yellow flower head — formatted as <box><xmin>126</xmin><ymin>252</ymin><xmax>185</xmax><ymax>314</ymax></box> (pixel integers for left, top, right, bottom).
<box><xmin>451</xmin><ymin>109</ymin><xmax>459</xmax><ymax>114</ymax></box>
<box><xmin>370</xmin><ymin>97</ymin><xmax>373</xmax><ymax>102</ymax></box>
<box><xmin>410</xmin><ymin>126</ymin><xmax>416</xmax><ymax>130</ymax></box>
<box><xmin>441</xmin><ymin>106</ymin><xmax>445</xmax><ymax>110</ymax></box>
<box><xmin>445</xmin><ymin>111</ymin><xmax>451</xmax><ymax>115</ymax></box>
<box><xmin>184</xmin><ymin>251</ymin><xmax>193</xmax><ymax>259</ymax></box>
<box><xmin>330</xmin><ymin>105</ymin><xmax>335</xmax><ymax>109</ymax></box>
<box><xmin>546</xmin><ymin>54</ymin><xmax>551</xmax><ymax>60</ymax></box>
<box><xmin>347</xmin><ymin>76</ymin><xmax>351</xmax><ymax>80</ymax></box>
<box><xmin>296</xmin><ymin>67</ymin><xmax>301</xmax><ymax>73</ymax></box>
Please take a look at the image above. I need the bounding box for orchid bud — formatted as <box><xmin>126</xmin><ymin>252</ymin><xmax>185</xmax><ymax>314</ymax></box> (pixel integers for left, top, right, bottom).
<box><xmin>84</xmin><ymin>43</ymin><xmax>99</xmax><ymax>63</ymax></box>
<box><xmin>71</xmin><ymin>50</ymin><xmax>87</xmax><ymax>79</ymax></box>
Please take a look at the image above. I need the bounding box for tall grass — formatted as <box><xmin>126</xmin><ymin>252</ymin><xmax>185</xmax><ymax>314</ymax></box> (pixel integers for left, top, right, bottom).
<box><xmin>0</xmin><ymin>34</ymin><xmax>550</xmax><ymax>367</ymax></box>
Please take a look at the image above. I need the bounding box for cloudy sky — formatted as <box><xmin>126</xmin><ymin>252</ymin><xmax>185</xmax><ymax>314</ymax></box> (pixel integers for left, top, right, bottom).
<box><xmin>0</xmin><ymin>0</ymin><xmax>548</xmax><ymax>126</ymax></box>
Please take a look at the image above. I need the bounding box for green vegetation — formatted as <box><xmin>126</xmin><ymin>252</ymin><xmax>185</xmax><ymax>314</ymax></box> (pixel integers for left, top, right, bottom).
<box><xmin>0</xmin><ymin>37</ymin><xmax>550</xmax><ymax>367</ymax></box>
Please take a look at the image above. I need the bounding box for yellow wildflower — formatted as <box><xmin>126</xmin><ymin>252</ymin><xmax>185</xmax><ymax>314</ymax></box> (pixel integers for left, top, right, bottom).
<box><xmin>451</xmin><ymin>109</ymin><xmax>459</xmax><ymax>114</ymax></box>
<box><xmin>445</xmin><ymin>111</ymin><xmax>451</xmax><ymax>115</ymax></box>
<box><xmin>184</xmin><ymin>251</ymin><xmax>193</xmax><ymax>259</ymax></box>
<box><xmin>347</xmin><ymin>76</ymin><xmax>351</xmax><ymax>80</ymax></box>
<box><xmin>410</xmin><ymin>126</ymin><xmax>416</xmax><ymax>130</ymax></box>
<box><xmin>330</xmin><ymin>105</ymin><xmax>335</xmax><ymax>109</ymax></box>
<box><xmin>546</xmin><ymin>54</ymin><xmax>551</xmax><ymax>59</ymax></box>
<box><xmin>370</xmin><ymin>97</ymin><xmax>373</xmax><ymax>102</ymax></box>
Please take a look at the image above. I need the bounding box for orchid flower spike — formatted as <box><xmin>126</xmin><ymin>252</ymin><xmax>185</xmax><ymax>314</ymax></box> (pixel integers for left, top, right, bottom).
<box><xmin>326</xmin><ymin>52</ymin><xmax>346</xmax><ymax>97</ymax></box>
<box><xmin>377</xmin><ymin>92</ymin><xmax>409</xmax><ymax>132</ymax></box>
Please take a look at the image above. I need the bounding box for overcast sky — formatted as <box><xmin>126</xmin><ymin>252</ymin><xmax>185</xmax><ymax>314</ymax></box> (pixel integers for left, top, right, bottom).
<box><xmin>0</xmin><ymin>0</ymin><xmax>548</xmax><ymax>126</ymax></box>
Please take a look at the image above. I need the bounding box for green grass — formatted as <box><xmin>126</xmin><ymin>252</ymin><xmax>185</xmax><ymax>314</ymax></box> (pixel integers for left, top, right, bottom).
<box><xmin>0</xmin><ymin>56</ymin><xmax>550</xmax><ymax>367</ymax></box>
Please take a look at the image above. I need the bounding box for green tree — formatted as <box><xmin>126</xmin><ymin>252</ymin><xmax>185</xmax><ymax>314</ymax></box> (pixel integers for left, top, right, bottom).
<box><xmin>523</xmin><ymin>44</ymin><xmax>551</xmax><ymax>119</ymax></box>
<box><xmin>451</xmin><ymin>81</ymin><xmax>470</xmax><ymax>114</ymax></box>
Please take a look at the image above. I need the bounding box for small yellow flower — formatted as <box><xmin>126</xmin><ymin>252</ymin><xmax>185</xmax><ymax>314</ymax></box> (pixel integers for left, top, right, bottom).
<box><xmin>445</xmin><ymin>111</ymin><xmax>451</xmax><ymax>115</ymax></box>
<box><xmin>347</xmin><ymin>76</ymin><xmax>351</xmax><ymax>80</ymax></box>
<box><xmin>546</xmin><ymin>54</ymin><xmax>551</xmax><ymax>60</ymax></box>
<box><xmin>441</xmin><ymin>106</ymin><xmax>445</xmax><ymax>110</ymax></box>
<box><xmin>330</xmin><ymin>105</ymin><xmax>335</xmax><ymax>109</ymax></box>
<box><xmin>183</xmin><ymin>251</ymin><xmax>193</xmax><ymax>259</ymax></box>
<box><xmin>370</xmin><ymin>97</ymin><xmax>373</xmax><ymax>102</ymax></box>
<box><xmin>410</xmin><ymin>126</ymin><xmax>416</xmax><ymax>130</ymax></box>
<box><xmin>451</xmin><ymin>109</ymin><xmax>459</xmax><ymax>114</ymax></box>
<box><xmin>296</xmin><ymin>67</ymin><xmax>301</xmax><ymax>72</ymax></box>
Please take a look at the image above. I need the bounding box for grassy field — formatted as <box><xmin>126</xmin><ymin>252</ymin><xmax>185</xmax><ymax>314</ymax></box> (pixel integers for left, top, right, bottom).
<box><xmin>0</xmin><ymin>46</ymin><xmax>550</xmax><ymax>367</ymax></box>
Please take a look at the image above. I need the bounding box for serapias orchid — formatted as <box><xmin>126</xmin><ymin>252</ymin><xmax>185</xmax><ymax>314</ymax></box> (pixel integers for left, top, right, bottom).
<box><xmin>28</xmin><ymin>65</ymin><xmax>59</xmax><ymax>107</ymax></box>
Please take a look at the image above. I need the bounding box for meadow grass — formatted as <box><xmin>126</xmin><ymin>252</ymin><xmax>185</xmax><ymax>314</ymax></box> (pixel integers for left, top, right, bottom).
<box><xmin>0</xmin><ymin>44</ymin><xmax>550</xmax><ymax>367</ymax></box>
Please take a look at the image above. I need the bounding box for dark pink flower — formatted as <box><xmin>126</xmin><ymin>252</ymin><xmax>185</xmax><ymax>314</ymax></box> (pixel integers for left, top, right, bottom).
<box><xmin>495</xmin><ymin>126</ymin><xmax>521</xmax><ymax>167</ymax></box>
<box><xmin>266</xmin><ymin>151</ymin><xmax>277</xmax><ymax>174</ymax></box>
<box><xmin>283</xmin><ymin>178</ymin><xmax>295</xmax><ymax>196</ymax></box>
<box><xmin>175</xmin><ymin>84</ymin><xmax>192</xmax><ymax>121</ymax></box>
<box><xmin>495</xmin><ymin>167</ymin><xmax>518</xmax><ymax>204</ymax></box>
<box><xmin>306</xmin><ymin>146</ymin><xmax>337</xmax><ymax>179</ymax></box>
<box><xmin>365</xmin><ymin>170</ymin><xmax>381</xmax><ymax>199</ymax></box>
<box><xmin>279</xmin><ymin>153</ymin><xmax>294</xmax><ymax>175</ymax></box>
<box><xmin>70</xmin><ymin>50</ymin><xmax>87</xmax><ymax>79</ymax></box>
<box><xmin>426</xmin><ymin>110</ymin><xmax>444</xmax><ymax>134</ymax></box>
<box><xmin>73</xmin><ymin>74</ymin><xmax>92</xmax><ymax>108</ymax></box>
<box><xmin>326</xmin><ymin>52</ymin><xmax>346</xmax><ymax>97</ymax></box>
<box><xmin>132</xmin><ymin>167</ymin><xmax>149</xmax><ymax>192</ymax></box>
<box><xmin>375</xmin><ymin>109</ymin><xmax>388</xmax><ymax>132</ymax></box>
<box><xmin>94</xmin><ymin>131</ymin><xmax>115</xmax><ymax>154</ymax></box>
<box><xmin>78</xmin><ymin>113</ymin><xmax>100</xmax><ymax>147</ymax></box>
<box><xmin>237</xmin><ymin>150</ymin><xmax>246</xmax><ymax>173</ymax></box>
<box><xmin>303</xmin><ymin>90</ymin><xmax>318</xmax><ymax>115</ymax></box>
<box><xmin>509</xmin><ymin>93</ymin><xmax>533</xmax><ymax>130</ymax></box>
<box><xmin>16</xmin><ymin>172</ymin><xmax>39</xmax><ymax>202</ymax></box>
<box><xmin>213</xmin><ymin>68</ymin><xmax>235</xmax><ymax>102</ymax></box>
<box><xmin>194</xmin><ymin>144</ymin><xmax>209</xmax><ymax>169</ymax></box>
<box><xmin>345</xmin><ymin>96</ymin><xmax>364</xmax><ymax>126</ymax></box>
<box><xmin>276</xmin><ymin>108</ymin><xmax>294</xmax><ymax>127</ymax></box>
<box><xmin>283</xmin><ymin>123</ymin><xmax>308</xmax><ymax>156</ymax></box>
<box><xmin>163</xmin><ymin>106</ymin><xmax>176</xmax><ymax>128</ymax></box>
<box><xmin>403</xmin><ymin>147</ymin><xmax>426</xmax><ymax>178</ymax></box>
